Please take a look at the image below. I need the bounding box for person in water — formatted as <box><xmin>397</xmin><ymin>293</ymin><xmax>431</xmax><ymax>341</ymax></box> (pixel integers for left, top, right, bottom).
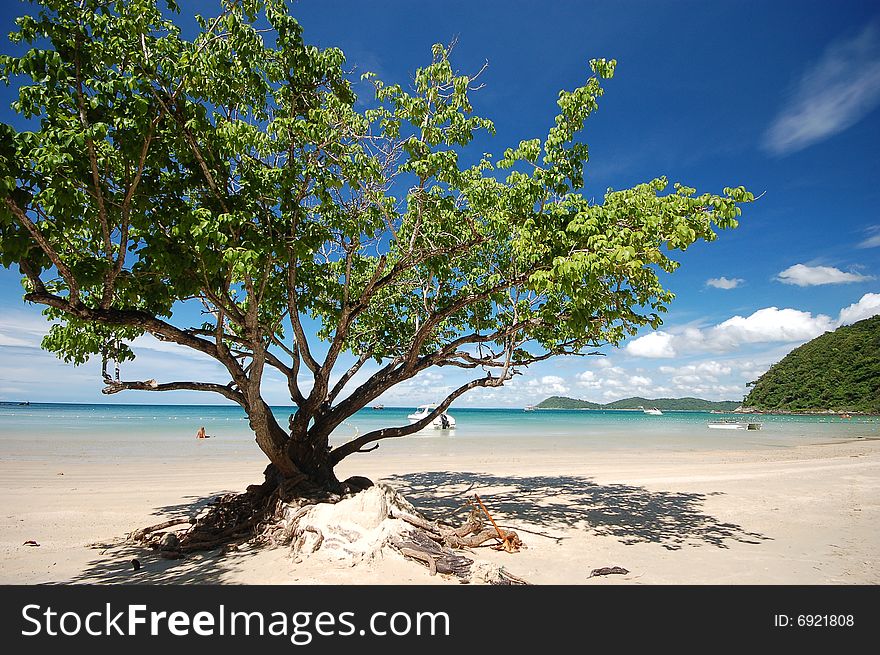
<box><xmin>196</xmin><ymin>426</ymin><xmax>208</xmax><ymax>439</ymax></box>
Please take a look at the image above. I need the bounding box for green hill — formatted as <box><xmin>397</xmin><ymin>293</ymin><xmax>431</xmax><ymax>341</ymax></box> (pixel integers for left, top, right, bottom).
<box><xmin>603</xmin><ymin>397</ymin><xmax>740</xmax><ymax>411</ymax></box>
<box><xmin>535</xmin><ymin>396</ymin><xmax>602</xmax><ymax>410</ymax></box>
<box><xmin>535</xmin><ymin>396</ymin><xmax>739</xmax><ymax>411</ymax></box>
<box><xmin>743</xmin><ymin>315</ymin><xmax>880</xmax><ymax>413</ymax></box>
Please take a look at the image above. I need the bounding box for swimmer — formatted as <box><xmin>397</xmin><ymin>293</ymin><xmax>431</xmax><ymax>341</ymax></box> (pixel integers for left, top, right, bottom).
<box><xmin>196</xmin><ymin>426</ymin><xmax>208</xmax><ymax>439</ymax></box>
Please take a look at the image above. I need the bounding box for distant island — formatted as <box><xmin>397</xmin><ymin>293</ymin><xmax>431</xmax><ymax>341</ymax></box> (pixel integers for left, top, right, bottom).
<box><xmin>743</xmin><ymin>315</ymin><xmax>879</xmax><ymax>414</ymax></box>
<box><xmin>534</xmin><ymin>396</ymin><xmax>741</xmax><ymax>411</ymax></box>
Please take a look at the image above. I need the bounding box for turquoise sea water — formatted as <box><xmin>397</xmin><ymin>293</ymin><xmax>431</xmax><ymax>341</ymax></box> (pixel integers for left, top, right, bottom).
<box><xmin>0</xmin><ymin>403</ymin><xmax>877</xmax><ymax>464</ymax></box>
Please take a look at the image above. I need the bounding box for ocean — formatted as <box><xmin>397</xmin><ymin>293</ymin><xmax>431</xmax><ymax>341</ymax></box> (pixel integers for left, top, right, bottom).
<box><xmin>0</xmin><ymin>403</ymin><xmax>876</xmax><ymax>465</ymax></box>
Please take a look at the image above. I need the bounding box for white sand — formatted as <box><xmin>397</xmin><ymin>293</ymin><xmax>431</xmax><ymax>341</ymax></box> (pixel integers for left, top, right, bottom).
<box><xmin>0</xmin><ymin>438</ymin><xmax>877</xmax><ymax>584</ymax></box>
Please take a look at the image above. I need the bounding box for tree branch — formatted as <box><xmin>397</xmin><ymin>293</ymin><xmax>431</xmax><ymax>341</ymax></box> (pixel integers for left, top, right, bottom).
<box><xmin>102</xmin><ymin>379</ymin><xmax>245</xmax><ymax>405</ymax></box>
<box><xmin>330</xmin><ymin>374</ymin><xmax>504</xmax><ymax>464</ymax></box>
<box><xmin>73</xmin><ymin>36</ymin><xmax>112</xmax><ymax>276</ymax></box>
<box><xmin>6</xmin><ymin>200</ymin><xmax>81</xmax><ymax>303</ymax></box>
<box><xmin>328</xmin><ymin>352</ymin><xmax>369</xmax><ymax>403</ymax></box>
<box><xmin>106</xmin><ymin>113</ymin><xmax>163</xmax><ymax>307</ymax></box>
<box><xmin>24</xmin><ymin>291</ymin><xmax>249</xmax><ymax>390</ymax></box>
<box><xmin>287</xmin><ymin>263</ymin><xmax>319</xmax><ymax>373</ymax></box>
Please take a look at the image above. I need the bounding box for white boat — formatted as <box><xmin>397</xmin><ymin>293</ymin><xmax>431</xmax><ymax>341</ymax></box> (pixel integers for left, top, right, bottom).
<box><xmin>640</xmin><ymin>406</ymin><xmax>663</xmax><ymax>415</ymax></box>
<box><xmin>407</xmin><ymin>404</ymin><xmax>456</xmax><ymax>429</ymax></box>
<box><xmin>708</xmin><ymin>420</ymin><xmax>762</xmax><ymax>431</ymax></box>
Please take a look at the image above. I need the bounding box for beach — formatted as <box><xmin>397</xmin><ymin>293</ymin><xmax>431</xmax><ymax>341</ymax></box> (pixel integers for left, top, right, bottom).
<box><xmin>1</xmin><ymin>406</ymin><xmax>878</xmax><ymax>585</ymax></box>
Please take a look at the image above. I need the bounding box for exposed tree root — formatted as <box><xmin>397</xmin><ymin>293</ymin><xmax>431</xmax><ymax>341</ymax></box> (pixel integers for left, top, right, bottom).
<box><xmin>130</xmin><ymin>517</ymin><xmax>195</xmax><ymax>542</ymax></box>
<box><xmin>128</xmin><ymin>468</ymin><xmax>528</xmax><ymax>585</ymax></box>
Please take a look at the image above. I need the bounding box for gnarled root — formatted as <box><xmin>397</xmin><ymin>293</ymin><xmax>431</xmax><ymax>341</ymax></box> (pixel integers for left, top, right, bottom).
<box><xmin>128</xmin><ymin>472</ymin><xmax>528</xmax><ymax>585</ymax></box>
<box><xmin>129</xmin><ymin>464</ymin><xmax>351</xmax><ymax>556</ymax></box>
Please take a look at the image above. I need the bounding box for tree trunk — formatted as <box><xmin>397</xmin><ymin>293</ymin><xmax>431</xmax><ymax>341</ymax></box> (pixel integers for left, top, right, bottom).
<box><xmin>286</xmin><ymin>424</ymin><xmax>339</xmax><ymax>490</ymax></box>
<box><xmin>245</xmin><ymin>398</ymin><xmax>340</xmax><ymax>491</ymax></box>
<box><xmin>247</xmin><ymin>401</ymin><xmax>300</xmax><ymax>479</ymax></box>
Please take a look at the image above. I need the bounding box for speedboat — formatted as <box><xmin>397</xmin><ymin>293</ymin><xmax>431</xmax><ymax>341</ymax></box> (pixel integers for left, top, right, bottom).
<box><xmin>708</xmin><ymin>420</ymin><xmax>762</xmax><ymax>430</ymax></box>
<box><xmin>407</xmin><ymin>404</ymin><xmax>456</xmax><ymax>429</ymax></box>
<box><xmin>640</xmin><ymin>406</ymin><xmax>663</xmax><ymax>415</ymax></box>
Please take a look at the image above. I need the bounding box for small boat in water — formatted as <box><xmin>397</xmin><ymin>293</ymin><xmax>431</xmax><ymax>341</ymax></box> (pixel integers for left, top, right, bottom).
<box><xmin>372</xmin><ymin>404</ymin><xmax>384</xmax><ymax>410</ymax></box>
<box><xmin>640</xmin><ymin>406</ymin><xmax>663</xmax><ymax>415</ymax></box>
<box><xmin>708</xmin><ymin>419</ymin><xmax>763</xmax><ymax>431</ymax></box>
<box><xmin>407</xmin><ymin>404</ymin><xmax>456</xmax><ymax>429</ymax></box>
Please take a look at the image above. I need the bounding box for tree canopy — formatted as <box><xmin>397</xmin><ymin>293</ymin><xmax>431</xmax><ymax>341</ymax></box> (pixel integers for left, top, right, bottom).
<box><xmin>0</xmin><ymin>0</ymin><xmax>753</xmax><ymax>486</ymax></box>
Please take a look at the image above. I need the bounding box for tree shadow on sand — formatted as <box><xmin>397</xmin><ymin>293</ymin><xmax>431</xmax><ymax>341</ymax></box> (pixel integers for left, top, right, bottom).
<box><xmin>146</xmin><ymin>491</ymin><xmax>238</xmax><ymax>519</ymax></box>
<box><xmin>383</xmin><ymin>471</ymin><xmax>769</xmax><ymax>551</ymax></box>
<box><xmin>65</xmin><ymin>492</ymin><xmax>265</xmax><ymax>585</ymax></box>
<box><xmin>65</xmin><ymin>470</ymin><xmax>768</xmax><ymax>583</ymax></box>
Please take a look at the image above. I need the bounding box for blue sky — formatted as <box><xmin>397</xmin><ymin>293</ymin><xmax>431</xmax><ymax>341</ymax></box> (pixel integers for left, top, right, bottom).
<box><xmin>0</xmin><ymin>0</ymin><xmax>878</xmax><ymax>406</ymax></box>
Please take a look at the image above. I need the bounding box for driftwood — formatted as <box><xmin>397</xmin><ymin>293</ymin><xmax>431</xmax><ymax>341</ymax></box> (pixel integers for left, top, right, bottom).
<box><xmin>589</xmin><ymin>566</ymin><xmax>630</xmax><ymax>578</ymax></box>
<box><xmin>392</xmin><ymin>528</ymin><xmax>474</xmax><ymax>579</ymax></box>
<box><xmin>392</xmin><ymin>495</ymin><xmax>523</xmax><ymax>551</ymax></box>
<box><xmin>399</xmin><ymin>548</ymin><xmax>437</xmax><ymax>575</ymax></box>
<box><xmin>474</xmin><ymin>494</ymin><xmax>522</xmax><ymax>553</ymax></box>
<box><xmin>387</xmin><ymin>495</ymin><xmax>526</xmax><ymax>584</ymax></box>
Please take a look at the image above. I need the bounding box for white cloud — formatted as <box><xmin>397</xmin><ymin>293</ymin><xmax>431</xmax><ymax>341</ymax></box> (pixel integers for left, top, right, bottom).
<box><xmin>658</xmin><ymin>360</ymin><xmax>740</xmax><ymax>391</ymax></box>
<box><xmin>525</xmin><ymin>375</ymin><xmax>569</xmax><ymax>396</ymax></box>
<box><xmin>659</xmin><ymin>361</ymin><xmax>732</xmax><ymax>379</ymax></box>
<box><xmin>572</xmin><ymin>364</ymin><xmax>659</xmax><ymax>401</ymax></box>
<box><xmin>0</xmin><ymin>347</ymin><xmax>102</xmax><ymax>402</ymax></box>
<box><xmin>670</xmin><ymin>374</ymin><xmax>702</xmax><ymax>386</ymax></box>
<box><xmin>627</xmin><ymin>307</ymin><xmax>835</xmax><ymax>358</ymax></box>
<box><xmin>776</xmin><ymin>263</ymin><xmax>873</xmax><ymax>286</ymax></box>
<box><xmin>379</xmin><ymin>369</ymin><xmax>452</xmax><ymax>404</ymax></box>
<box><xmin>857</xmin><ymin>226</ymin><xmax>880</xmax><ymax>249</ymax></box>
<box><xmin>576</xmin><ymin>370</ymin><xmax>601</xmax><ymax>389</ymax></box>
<box><xmin>130</xmin><ymin>333</ymin><xmax>218</xmax><ymax>361</ymax></box>
<box><xmin>570</xmin><ymin>352</ymin><xmax>777</xmax><ymax>403</ymax></box>
<box><xmin>764</xmin><ymin>22</ymin><xmax>880</xmax><ymax>155</ymax></box>
<box><xmin>625</xmin><ymin>292</ymin><xmax>880</xmax><ymax>364</ymax></box>
<box><xmin>0</xmin><ymin>311</ymin><xmax>53</xmax><ymax>348</ymax></box>
<box><xmin>706</xmin><ymin>276</ymin><xmax>744</xmax><ymax>290</ymax></box>
<box><xmin>575</xmin><ymin>365</ymin><xmax>651</xmax><ymax>397</ymax></box>
<box><xmin>734</xmin><ymin>359</ymin><xmax>774</xmax><ymax>382</ymax></box>
<box><xmin>837</xmin><ymin>292</ymin><xmax>880</xmax><ymax>325</ymax></box>
<box><xmin>0</xmin><ymin>310</ymin><xmax>217</xmax><ymax>361</ymax></box>
<box><xmin>0</xmin><ymin>332</ymin><xmax>34</xmax><ymax>347</ymax></box>
<box><xmin>625</xmin><ymin>331</ymin><xmax>676</xmax><ymax>358</ymax></box>
<box><xmin>709</xmin><ymin>307</ymin><xmax>835</xmax><ymax>347</ymax></box>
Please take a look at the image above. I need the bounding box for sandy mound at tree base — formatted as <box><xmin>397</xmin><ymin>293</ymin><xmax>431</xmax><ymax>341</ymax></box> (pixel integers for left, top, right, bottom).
<box><xmin>285</xmin><ymin>483</ymin><xmax>525</xmax><ymax>584</ymax></box>
<box><xmin>287</xmin><ymin>483</ymin><xmax>417</xmax><ymax>564</ymax></box>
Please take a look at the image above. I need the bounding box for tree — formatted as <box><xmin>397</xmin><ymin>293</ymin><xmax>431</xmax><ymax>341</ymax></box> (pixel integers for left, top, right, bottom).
<box><xmin>0</xmin><ymin>0</ymin><xmax>753</xmax><ymax>492</ymax></box>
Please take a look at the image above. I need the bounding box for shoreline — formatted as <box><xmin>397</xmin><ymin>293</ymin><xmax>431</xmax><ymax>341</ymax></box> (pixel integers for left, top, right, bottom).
<box><xmin>532</xmin><ymin>407</ymin><xmax>880</xmax><ymax>416</ymax></box>
<box><xmin>0</xmin><ymin>437</ymin><xmax>877</xmax><ymax>585</ymax></box>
